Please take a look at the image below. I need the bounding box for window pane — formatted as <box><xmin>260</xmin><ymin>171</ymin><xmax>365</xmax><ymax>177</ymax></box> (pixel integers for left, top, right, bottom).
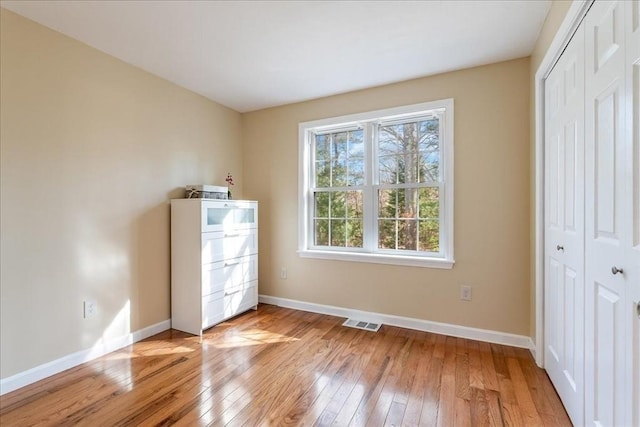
<box><xmin>397</xmin><ymin>188</ymin><xmax>418</xmax><ymax>219</ymax></box>
<box><xmin>398</xmin><ymin>151</ymin><xmax>420</xmax><ymax>184</ymax></box>
<box><xmin>346</xmin><ymin>191</ymin><xmax>363</xmax><ymax>218</ymax></box>
<box><xmin>315</xmin><ymin>219</ymin><xmax>329</xmax><ymax>246</ymax></box>
<box><xmin>419</xmin><ymin>187</ymin><xmax>439</xmax><ymax>219</ymax></box>
<box><xmin>419</xmin><ymin>118</ymin><xmax>440</xmax><ymax>182</ymax></box>
<box><xmin>330</xmin><ymin>220</ymin><xmax>345</xmax><ymax>246</ymax></box>
<box><xmin>379</xmin><ymin>125</ymin><xmax>406</xmax><ymax>154</ymax></box>
<box><xmin>346</xmin><ymin>219</ymin><xmax>363</xmax><ymax>248</ymax></box>
<box><xmin>419</xmin><ymin>220</ymin><xmax>439</xmax><ymax>252</ymax></box>
<box><xmin>331</xmin><ymin>156</ymin><xmax>347</xmax><ymax>187</ymax></box>
<box><xmin>314</xmin><ymin>192</ymin><xmax>329</xmax><ymax>218</ymax></box>
<box><xmin>378</xmin><ymin>118</ymin><xmax>441</xmax><ymax>185</ymax></box>
<box><xmin>378</xmin><ymin>154</ymin><xmax>398</xmax><ymax>184</ymax></box>
<box><xmin>398</xmin><ymin>220</ymin><xmax>418</xmax><ymax>250</ymax></box>
<box><xmin>347</xmin><ymin>159</ymin><xmax>364</xmax><ymax>186</ymax></box>
<box><xmin>420</xmin><ymin>154</ymin><xmax>439</xmax><ymax>182</ymax></box>
<box><xmin>334</xmin><ymin>131</ymin><xmax>348</xmax><ymax>158</ymax></box>
<box><xmin>315</xmin><ymin>134</ymin><xmax>330</xmax><ymax>161</ymax></box>
<box><xmin>378</xmin><ymin>189</ymin><xmax>398</xmax><ymax>218</ymax></box>
<box><xmin>348</xmin><ymin>129</ymin><xmax>364</xmax><ymax>157</ymax></box>
<box><xmin>316</xmin><ymin>160</ymin><xmax>330</xmax><ymax>187</ymax></box>
<box><xmin>378</xmin><ymin>219</ymin><xmax>396</xmax><ymax>249</ymax></box>
<box><xmin>330</xmin><ymin>192</ymin><xmax>346</xmax><ymax>218</ymax></box>
<box><xmin>419</xmin><ymin>118</ymin><xmax>439</xmax><ymax>147</ymax></box>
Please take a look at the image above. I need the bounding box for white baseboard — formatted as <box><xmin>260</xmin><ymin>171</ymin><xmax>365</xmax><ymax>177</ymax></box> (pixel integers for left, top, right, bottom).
<box><xmin>527</xmin><ymin>337</ymin><xmax>538</xmax><ymax>363</ymax></box>
<box><xmin>259</xmin><ymin>295</ymin><xmax>533</xmax><ymax>349</ymax></box>
<box><xmin>1</xmin><ymin>300</ymin><xmax>538</xmax><ymax>396</ymax></box>
<box><xmin>0</xmin><ymin>319</ymin><xmax>171</xmax><ymax>396</ymax></box>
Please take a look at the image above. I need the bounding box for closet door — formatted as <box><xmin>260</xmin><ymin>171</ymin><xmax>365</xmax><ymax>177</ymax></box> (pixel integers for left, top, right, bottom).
<box><xmin>544</xmin><ymin>24</ymin><xmax>585</xmax><ymax>427</ymax></box>
<box><xmin>625</xmin><ymin>1</ymin><xmax>640</xmax><ymax>426</ymax></box>
<box><xmin>584</xmin><ymin>1</ymin><xmax>632</xmax><ymax>425</ymax></box>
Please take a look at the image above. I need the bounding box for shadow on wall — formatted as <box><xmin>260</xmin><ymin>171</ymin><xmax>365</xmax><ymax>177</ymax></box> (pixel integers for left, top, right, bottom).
<box><xmin>81</xmin><ymin>197</ymin><xmax>174</xmax><ymax>358</ymax></box>
<box><xmin>133</xmin><ymin>196</ymin><xmax>179</xmax><ymax>330</ymax></box>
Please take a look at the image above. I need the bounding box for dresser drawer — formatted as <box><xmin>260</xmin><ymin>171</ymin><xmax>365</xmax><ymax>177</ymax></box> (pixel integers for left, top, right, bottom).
<box><xmin>202</xmin><ymin>255</ymin><xmax>257</xmax><ymax>297</ymax></box>
<box><xmin>201</xmin><ymin>200</ymin><xmax>258</xmax><ymax>233</ymax></box>
<box><xmin>222</xmin><ymin>281</ymin><xmax>258</xmax><ymax>318</ymax></box>
<box><xmin>201</xmin><ymin>229</ymin><xmax>257</xmax><ymax>264</ymax></box>
<box><xmin>202</xmin><ymin>290</ymin><xmax>225</xmax><ymax>329</ymax></box>
<box><xmin>201</xmin><ymin>282</ymin><xmax>257</xmax><ymax>329</ymax></box>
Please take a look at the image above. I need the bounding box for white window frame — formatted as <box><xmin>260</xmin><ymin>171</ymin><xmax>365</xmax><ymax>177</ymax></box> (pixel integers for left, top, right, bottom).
<box><xmin>298</xmin><ymin>99</ymin><xmax>454</xmax><ymax>269</ymax></box>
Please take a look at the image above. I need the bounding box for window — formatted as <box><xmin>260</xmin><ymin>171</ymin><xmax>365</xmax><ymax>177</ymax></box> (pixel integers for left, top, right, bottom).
<box><xmin>298</xmin><ymin>99</ymin><xmax>454</xmax><ymax>268</ymax></box>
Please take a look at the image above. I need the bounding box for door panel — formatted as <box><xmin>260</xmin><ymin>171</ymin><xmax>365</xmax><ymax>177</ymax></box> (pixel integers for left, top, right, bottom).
<box><xmin>626</xmin><ymin>2</ymin><xmax>640</xmax><ymax>426</ymax></box>
<box><xmin>593</xmin><ymin>281</ymin><xmax>625</xmax><ymax>426</ymax></box>
<box><xmin>564</xmin><ymin>121</ymin><xmax>578</xmax><ymax>232</ymax></box>
<box><xmin>594</xmin><ymin>2</ymin><xmax>621</xmax><ymax>72</ymax></box>
<box><xmin>594</xmin><ymin>85</ymin><xmax>620</xmax><ymax>239</ymax></box>
<box><xmin>544</xmin><ymin>23</ymin><xmax>585</xmax><ymax>427</ymax></box>
<box><xmin>585</xmin><ymin>1</ymin><xmax>631</xmax><ymax>426</ymax></box>
<box><xmin>547</xmin><ymin>258</ymin><xmax>561</xmax><ymax>364</ymax></box>
<box><xmin>635</xmin><ymin>63</ymin><xmax>640</xmax><ymax>249</ymax></box>
<box><xmin>549</xmin><ymin>133</ymin><xmax>562</xmax><ymax>228</ymax></box>
<box><xmin>563</xmin><ymin>267</ymin><xmax>577</xmax><ymax>389</ymax></box>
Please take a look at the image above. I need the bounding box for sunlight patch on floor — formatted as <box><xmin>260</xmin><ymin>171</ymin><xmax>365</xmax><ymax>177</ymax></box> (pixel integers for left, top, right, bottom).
<box><xmin>206</xmin><ymin>328</ymin><xmax>299</xmax><ymax>349</ymax></box>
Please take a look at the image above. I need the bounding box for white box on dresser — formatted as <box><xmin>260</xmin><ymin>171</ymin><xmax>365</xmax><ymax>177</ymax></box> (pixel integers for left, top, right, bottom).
<box><xmin>170</xmin><ymin>199</ymin><xmax>258</xmax><ymax>335</ymax></box>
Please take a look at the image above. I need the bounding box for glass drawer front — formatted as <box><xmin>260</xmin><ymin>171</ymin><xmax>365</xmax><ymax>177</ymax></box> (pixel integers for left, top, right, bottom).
<box><xmin>233</xmin><ymin>208</ymin><xmax>254</xmax><ymax>225</ymax></box>
<box><xmin>206</xmin><ymin>208</ymin><xmax>233</xmax><ymax>226</ymax></box>
<box><xmin>202</xmin><ymin>201</ymin><xmax>257</xmax><ymax>232</ymax></box>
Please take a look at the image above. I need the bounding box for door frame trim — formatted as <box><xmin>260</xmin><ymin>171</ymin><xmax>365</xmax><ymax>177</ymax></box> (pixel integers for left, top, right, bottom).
<box><xmin>534</xmin><ymin>0</ymin><xmax>593</xmax><ymax>367</ymax></box>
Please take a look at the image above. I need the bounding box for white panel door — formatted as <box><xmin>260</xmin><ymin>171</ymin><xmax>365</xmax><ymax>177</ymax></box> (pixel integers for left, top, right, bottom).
<box><xmin>625</xmin><ymin>1</ymin><xmax>640</xmax><ymax>426</ymax></box>
<box><xmin>544</xmin><ymin>23</ymin><xmax>585</xmax><ymax>427</ymax></box>
<box><xmin>584</xmin><ymin>1</ymin><xmax>631</xmax><ymax>426</ymax></box>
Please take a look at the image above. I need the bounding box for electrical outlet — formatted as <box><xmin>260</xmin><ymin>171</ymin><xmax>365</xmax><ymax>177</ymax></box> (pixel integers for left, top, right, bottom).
<box><xmin>460</xmin><ymin>285</ymin><xmax>472</xmax><ymax>301</ymax></box>
<box><xmin>84</xmin><ymin>300</ymin><xmax>96</xmax><ymax>318</ymax></box>
<box><xmin>280</xmin><ymin>267</ymin><xmax>287</xmax><ymax>280</ymax></box>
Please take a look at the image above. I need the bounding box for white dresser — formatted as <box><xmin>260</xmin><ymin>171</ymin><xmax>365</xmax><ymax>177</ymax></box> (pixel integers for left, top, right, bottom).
<box><xmin>170</xmin><ymin>199</ymin><xmax>258</xmax><ymax>335</ymax></box>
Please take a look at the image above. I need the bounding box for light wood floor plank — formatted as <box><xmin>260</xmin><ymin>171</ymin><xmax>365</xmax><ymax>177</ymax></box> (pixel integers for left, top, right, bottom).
<box><xmin>0</xmin><ymin>305</ymin><xmax>570</xmax><ymax>426</ymax></box>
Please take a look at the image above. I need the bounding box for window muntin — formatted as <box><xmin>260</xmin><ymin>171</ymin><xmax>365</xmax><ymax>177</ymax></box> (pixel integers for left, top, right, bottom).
<box><xmin>299</xmin><ymin>99</ymin><xmax>454</xmax><ymax>268</ymax></box>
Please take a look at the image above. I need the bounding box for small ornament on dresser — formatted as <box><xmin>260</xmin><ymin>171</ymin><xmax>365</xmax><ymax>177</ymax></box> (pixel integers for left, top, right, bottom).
<box><xmin>225</xmin><ymin>172</ymin><xmax>234</xmax><ymax>199</ymax></box>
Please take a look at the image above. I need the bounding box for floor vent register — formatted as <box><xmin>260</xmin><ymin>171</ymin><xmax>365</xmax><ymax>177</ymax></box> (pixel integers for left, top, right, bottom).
<box><xmin>342</xmin><ymin>318</ymin><xmax>382</xmax><ymax>332</ymax></box>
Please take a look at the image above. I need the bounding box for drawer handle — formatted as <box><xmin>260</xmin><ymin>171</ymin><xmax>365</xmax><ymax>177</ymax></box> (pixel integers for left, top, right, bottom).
<box><xmin>611</xmin><ymin>266</ymin><xmax>624</xmax><ymax>275</ymax></box>
<box><xmin>224</xmin><ymin>260</ymin><xmax>241</xmax><ymax>267</ymax></box>
<box><xmin>225</xmin><ymin>289</ymin><xmax>241</xmax><ymax>297</ymax></box>
<box><xmin>224</xmin><ymin>233</ymin><xmax>240</xmax><ymax>237</ymax></box>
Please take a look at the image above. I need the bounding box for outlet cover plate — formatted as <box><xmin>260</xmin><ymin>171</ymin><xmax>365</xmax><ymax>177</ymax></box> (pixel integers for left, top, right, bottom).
<box><xmin>84</xmin><ymin>300</ymin><xmax>96</xmax><ymax>318</ymax></box>
<box><xmin>460</xmin><ymin>286</ymin><xmax>472</xmax><ymax>301</ymax></box>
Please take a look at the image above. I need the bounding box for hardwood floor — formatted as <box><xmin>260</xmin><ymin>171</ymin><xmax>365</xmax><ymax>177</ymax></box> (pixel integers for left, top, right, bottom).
<box><xmin>0</xmin><ymin>304</ymin><xmax>571</xmax><ymax>426</ymax></box>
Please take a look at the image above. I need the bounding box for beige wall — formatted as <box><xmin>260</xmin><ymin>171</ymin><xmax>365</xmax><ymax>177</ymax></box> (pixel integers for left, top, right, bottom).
<box><xmin>1</xmin><ymin>2</ymin><xmax>570</xmax><ymax>381</ymax></box>
<box><xmin>243</xmin><ymin>58</ymin><xmax>532</xmax><ymax>336</ymax></box>
<box><xmin>0</xmin><ymin>10</ymin><xmax>243</xmax><ymax>378</ymax></box>
<box><xmin>528</xmin><ymin>1</ymin><xmax>572</xmax><ymax>339</ymax></box>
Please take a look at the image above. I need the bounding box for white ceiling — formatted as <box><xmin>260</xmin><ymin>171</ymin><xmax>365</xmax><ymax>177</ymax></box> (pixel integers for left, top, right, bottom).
<box><xmin>1</xmin><ymin>0</ymin><xmax>551</xmax><ymax>113</ymax></box>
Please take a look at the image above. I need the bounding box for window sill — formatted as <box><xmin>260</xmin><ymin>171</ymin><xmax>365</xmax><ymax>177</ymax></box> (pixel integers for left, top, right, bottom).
<box><xmin>298</xmin><ymin>249</ymin><xmax>455</xmax><ymax>269</ymax></box>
